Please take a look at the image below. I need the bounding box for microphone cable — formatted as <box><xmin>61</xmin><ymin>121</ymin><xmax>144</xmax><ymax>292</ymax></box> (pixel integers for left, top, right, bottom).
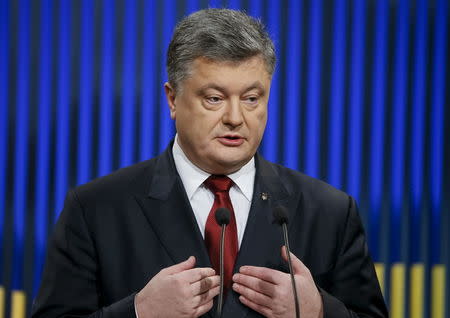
<box><xmin>273</xmin><ymin>206</ymin><xmax>300</xmax><ymax>318</ymax></box>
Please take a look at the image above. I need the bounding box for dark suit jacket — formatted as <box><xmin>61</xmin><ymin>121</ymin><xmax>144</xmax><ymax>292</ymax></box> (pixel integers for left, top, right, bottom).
<box><xmin>32</xmin><ymin>144</ymin><xmax>388</xmax><ymax>318</ymax></box>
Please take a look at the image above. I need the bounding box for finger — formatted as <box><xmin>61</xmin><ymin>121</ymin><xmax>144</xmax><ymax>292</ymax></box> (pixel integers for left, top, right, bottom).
<box><xmin>191</xmin><ymin>275</ymin><xmax>220</xmax><ymax>295</ymax></box>
<box><xmin>232</xmin><ymin>282</ymin><xmax>273</xmax><ymax>307</ymax></box>
<box><xmin>162</xmin><ymin>256</ymin><xmax>196</xmax><ymax>275</ymax></box>
<box><xmin>238</xmin><ymin>295</ymin><xmax>271</xmax><ymax>317</ymax></box>
<box><xmin>193</xmin><ymin>285</ymin><xmax>220</xmax><ymax>308</ymax></box>
<box><xmin>239</xmin><ymin>265</ymin><xmax>285</xmax><ymax>284</ymax></box>
<box><xmin>177</xmin><ymin>267</ymin><xmax>216</xmax><ymax>283</ymax></box>
<box><xmin>194</xmin><ymin>299</ymin><xmax>215</xmax><ymax>317</ymax></box>
<box><xmin>281</xmin><ymin>246</ymin><xmax>307</xmax><ymax>275</ymax></box>
<box><xmin>232</xmin><ymin>273</ymin><xmax>276</xmax><ymax>297</ymax></box>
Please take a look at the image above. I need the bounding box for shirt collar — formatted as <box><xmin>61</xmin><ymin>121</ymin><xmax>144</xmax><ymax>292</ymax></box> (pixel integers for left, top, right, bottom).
<box><xmin>172</xmin><ymin>135</ymin><xmax>255</xmax><ymax>201</ymax></box>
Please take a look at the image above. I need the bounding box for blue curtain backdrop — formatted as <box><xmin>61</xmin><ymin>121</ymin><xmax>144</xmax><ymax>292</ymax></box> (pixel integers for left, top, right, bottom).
<box><xmin>0</xmin><ymin>0</ymin><xmax>449</xmax><ymax>317</ymax></box>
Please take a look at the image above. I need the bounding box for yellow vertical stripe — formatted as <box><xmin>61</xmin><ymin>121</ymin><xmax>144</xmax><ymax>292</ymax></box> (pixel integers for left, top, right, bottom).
<box><xmin>10</xmin><ymin>291</ymin><xmax>26</xmax><ymax>318</ymax></box>
<box><xmin>391</xmin><ymin>263</ymin><xmax>405</xmax><ymax>318</ymax></box>
<box><xmin>0</xmin><ymin>286</ymin><xmax>4</xmax><ymax>318</ymax></box>
<box><xmin>410</xmin><ymin>263</ymin><xmax>424</xmax><ymax>318</ymax></box>
<box><xmin>374</xmin><ymin>263</ymin><xmax>385</xmax><ymax>295</ymax></box>
<box><xmin>431</xmin><ymin>265</ymin><xmax>445</xmax><ymax>318</ymax></box>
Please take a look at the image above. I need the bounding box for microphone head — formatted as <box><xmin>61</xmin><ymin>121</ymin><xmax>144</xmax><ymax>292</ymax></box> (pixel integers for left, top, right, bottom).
<box><xmin>272</xmin><ymin>206</ymin><xmax>289</xmax><ymax>225</ymax></box>
<box><xmin>215</xmin><ymin>207</ymin><xmax>231</xmax><ymax>226</ymax></box>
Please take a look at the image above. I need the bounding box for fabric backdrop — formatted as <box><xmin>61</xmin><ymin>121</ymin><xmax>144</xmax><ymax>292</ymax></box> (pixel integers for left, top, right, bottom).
<box><xmin>0</xmin><ymin>0</ymin><xmax>449</xmax><ymax>317</ymax></box>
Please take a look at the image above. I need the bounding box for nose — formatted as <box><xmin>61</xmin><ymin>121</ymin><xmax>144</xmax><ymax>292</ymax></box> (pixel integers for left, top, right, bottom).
<box><xmin>222</xmin><ymin>98</ymin><xmax>244</xmax><ymax>128</ymax></box>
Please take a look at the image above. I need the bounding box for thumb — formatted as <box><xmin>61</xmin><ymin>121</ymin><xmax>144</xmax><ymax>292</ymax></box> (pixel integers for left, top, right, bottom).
<box><xmin>164</xmin><ymin>256</ymin><xmax>196</xmax><ymax>275</ymax></box>
<box><xmin>281</xmin><ymin>246</ymin><xmax>305</xmax><ymax>275</ymax></box>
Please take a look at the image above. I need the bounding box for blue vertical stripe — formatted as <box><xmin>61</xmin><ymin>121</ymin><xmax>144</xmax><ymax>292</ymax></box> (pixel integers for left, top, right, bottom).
<box><xmin>390</xmin><ymin>0</ymin><xmax>409</xmax><ymax>264</ymax></box>
<box><xmin>77</xmin><ymin>0</ymin><xmax>94</xmax><ymax>184</ymax></box>
<box><xmin>33</xmin><ymin>0</ymin><xmax>53</xmax><ymax>295</ymax></box>
<box><xmin>12</xmin><ymin>0</ymin><xmax>30</xmax><ymax>290</ymax></box>
<box><xmin>227</xmin><ymin>0</ymin><xmax>240</xmax><ymax>10</ymax></box>
<box><xmin>0</xmin><ymin>0</ymin><xmax>10</xmax><ymax>284</ymax></box>
<box><xmin>248</xmin><ymin>0</ymin><xmax>262</xmax><ymax>18</ymax></box>
<box><xmin>98</xmin><ymin>0</ymin><xmax>115</xmax><ymax>176</ymax></box>
<box><xmin>304</xmin><ymin>0</ymin><xmax>322</xmax><ymax>178</ymax></box>
<box><xmin>283</xmin><ymin>0</ymin><xmax>302</xmax><ymax>170</ymax></box>
<box><xmin>327</xmin><ymin>0</ymin><xmax>347</xmax><ymax>189</ymax></box>
<box><xmin>410</xmin><ymin>0</ymin><xmax>428</xmax><ymax>263</ymax></box>
<box><xmin>208</xmin><ymin>0</ymin><xmax>221</xmax><ymax>8</ymax></box>
<box><xmin>368</xmin><ymin>0</ymin><xmax>389</xmax><ymax>261</ymax></box>
<box><xmin>140</xmin><ymin>0</ymin><xmax>157</xmax><ymax>160</ymax></box>
<box><xmin>429</xmin><ymin>0</ymin><xmax>447</xmax><ymax>265</ymax></box>
<box><xmin>54</xmin><ymin>0</ymin><xmax>71</xmax><ymax>221</ymax></box>
<box><xmin>346</xmin><ymin>0</ymin><xmax>366</xmax><ymax>201</ymax></box>
<box><xmin>120</xmin><ymin>0</ymin><xmax>137</xmax><ymax>167</ymax></box>
<box><xmin>159</xmin><ymin>0</ymin><xmax>176</xmax><ymax>152</ymax></box>
<box><xmin>262</xmin><ymin>0</ymin><xmax>281</xmax><ymax>162</ymax></box>
<box><xmin>186</xmin><ymin>0</ymin><xmax>200</xmax><ymax>15</ymax></box>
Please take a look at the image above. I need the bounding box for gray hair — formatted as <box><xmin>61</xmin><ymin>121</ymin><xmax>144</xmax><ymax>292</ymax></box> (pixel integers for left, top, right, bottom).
<box><xmin>167</xmin><ymin>8</ymin><xmax>276</xmax><ymax>91</ymax></box>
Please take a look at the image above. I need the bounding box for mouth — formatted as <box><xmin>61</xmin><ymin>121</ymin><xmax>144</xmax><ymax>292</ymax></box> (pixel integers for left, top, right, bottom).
<box><xmin>217</xmin><ymin>135</ymin><xmax>245</xmax><ymax>147</ymax></box>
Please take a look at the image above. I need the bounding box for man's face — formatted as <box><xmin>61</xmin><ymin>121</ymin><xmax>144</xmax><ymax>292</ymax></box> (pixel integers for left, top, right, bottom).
<box><xmin>165</xmin><ymin>56</ymin><xmax>271</xmax><ymax>174</ymax></box>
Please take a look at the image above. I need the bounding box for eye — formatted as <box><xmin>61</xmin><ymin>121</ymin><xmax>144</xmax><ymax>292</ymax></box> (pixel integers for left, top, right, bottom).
<box><xmin>205</xmin><ymin>96</ymin><xmax>223</xmax><ymax>104</ymax></box>
<box><xmin>243</xmin><ymin>95</ymin><xmax>259</xmax><ymax>105</ymax></box>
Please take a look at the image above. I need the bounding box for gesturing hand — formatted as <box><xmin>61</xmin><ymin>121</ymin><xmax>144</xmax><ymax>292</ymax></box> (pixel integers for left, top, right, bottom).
<box><xmin>232</xmin><ymin>247</ymin><xmax>323</xmax><ymax>318</ymax></box>
<box><xmin>136</xmin><ymin>256</ymin><xmax>220</xmax><ymax>318</ymax></box>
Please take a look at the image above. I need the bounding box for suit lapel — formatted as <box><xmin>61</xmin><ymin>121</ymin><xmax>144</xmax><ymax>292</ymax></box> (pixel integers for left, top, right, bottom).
<box><xmin>132</xmin><ymin>147</ymin><xmax>302</xmax><ymax>318</ymax></box>
<box><xmin>222</xmin><ymin>154</ymin><xmax>301</xmax><ymax>318</ymax></box>
<box><xmin>133</xmin><ymin>146</ymin><xmax>211</xmax><ymax>268</ymax></box>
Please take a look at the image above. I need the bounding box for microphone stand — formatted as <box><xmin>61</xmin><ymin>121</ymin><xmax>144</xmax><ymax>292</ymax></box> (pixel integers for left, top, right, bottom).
<box><xmin>216</xmin><ymin>223</ymin><xmax>226</xmax><ymax>318</ymax></box>
<box><xmin>282</xmin><ymin>222</ymin><xmax>300</xmax><ymax>318</ymax></box>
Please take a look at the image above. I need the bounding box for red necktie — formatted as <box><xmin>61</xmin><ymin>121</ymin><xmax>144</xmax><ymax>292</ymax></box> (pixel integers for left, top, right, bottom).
<box><xmin>204</xmin><ymin>175</ymin><xmax>238</xmax><ymax>291</ymax></box>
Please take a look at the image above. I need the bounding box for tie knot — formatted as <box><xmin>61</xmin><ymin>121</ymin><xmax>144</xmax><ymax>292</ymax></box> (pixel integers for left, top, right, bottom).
<box><xmin>204</xmin><ymin>175</ymin><xmax>233</xmax><ymax>194</ymax></box>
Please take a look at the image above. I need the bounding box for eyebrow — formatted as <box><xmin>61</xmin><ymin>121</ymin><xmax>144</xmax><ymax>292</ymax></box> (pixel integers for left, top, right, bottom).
<box><xmin>196</xmin><ymin>81</ymin><xmax>266</xmax><ymax>95</ymax></box>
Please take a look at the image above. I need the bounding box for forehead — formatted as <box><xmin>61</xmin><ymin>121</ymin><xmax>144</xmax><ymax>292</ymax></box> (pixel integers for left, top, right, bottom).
<box><xmin>182</xmin><ymin>56</ymin><xmax>271</xmax><ymax>91</ymax></box>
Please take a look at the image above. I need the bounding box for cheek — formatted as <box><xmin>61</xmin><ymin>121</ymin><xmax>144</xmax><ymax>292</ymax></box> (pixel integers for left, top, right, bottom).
<box><xmin>259</xmin><ymin>111</ymin><xmax>268</xmax><ymax>126</ymax></box>
<box><xmin>178</xmin><ymin>111</ymin><xmax>221</xmax><ymax>143</ymax></box>
<box><xmin>251</xmin><ymin>110</ymin><xmax>268</xmax><ymax>133</ymax></box>
<box><xmin>191</xmin><ymin>119</ymin><xmax>215</xmax><ymax>142</ymax></box>
<box><xmin>176</xmin><ymin>104</ymin><xmax>202</xmax><ymax>129</ymax></box>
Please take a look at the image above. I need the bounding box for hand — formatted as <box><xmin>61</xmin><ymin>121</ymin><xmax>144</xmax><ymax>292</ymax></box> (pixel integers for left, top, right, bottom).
<box><xmin>135</xmin><ymin>256</ymin><xmax>220</xmax><ymax>318</ymax></box>
<box><xmin>232</xmin><ymin>246</ymin><xmax>323</xmax><ymax>318</ymax></box>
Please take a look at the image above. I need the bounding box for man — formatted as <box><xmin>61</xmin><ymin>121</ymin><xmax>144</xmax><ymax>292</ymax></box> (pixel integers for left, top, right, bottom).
<box><xmin>32</xmin><ymin>9</ymin><xmax>388</xmax><ymax>318</ymax></box>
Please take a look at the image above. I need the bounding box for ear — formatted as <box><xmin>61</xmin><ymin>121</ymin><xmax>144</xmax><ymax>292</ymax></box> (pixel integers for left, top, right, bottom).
<box><xmin>164</xmin><ymin>82</ymin><xmax>177</xmax><ymax>120</ymax></box>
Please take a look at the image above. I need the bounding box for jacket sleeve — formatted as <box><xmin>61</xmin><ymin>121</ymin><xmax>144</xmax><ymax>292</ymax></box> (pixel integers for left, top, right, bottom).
<box><xmin>31</xmin><ymin>190</ymin><xmax>137</xmax><ymax>318</ymax></box>
<box><xmin>319</xmin><ymin>196</ymin><xmax>388</xmax><ymax>318</ymax></box>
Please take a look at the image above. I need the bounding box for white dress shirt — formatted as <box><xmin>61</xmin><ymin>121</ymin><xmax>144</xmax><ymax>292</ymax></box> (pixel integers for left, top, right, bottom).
<box><xmin>172</xmin><ymin>135</ymin><xmax>255</xmax><ymax>248</ymax></box>
<box><xmin>135</xmin><ymin>138</ymin><xmax>255</xmax><ymax>316</ymax></box>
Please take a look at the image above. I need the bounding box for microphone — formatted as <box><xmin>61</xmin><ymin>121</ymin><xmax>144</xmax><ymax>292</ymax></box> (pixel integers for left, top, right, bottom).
<box><xmin>273</xmin><ymin>206</ymin><xmax>300</xmax><ymax>318</ymax></box>
<box><xmin>215</xmin><ymin>207</ymin><xmax>230</xmax><ymax>318</ymax></box>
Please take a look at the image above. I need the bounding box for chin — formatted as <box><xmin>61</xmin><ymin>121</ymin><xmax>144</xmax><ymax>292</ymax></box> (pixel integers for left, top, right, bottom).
<box><xmin>211</xmin><ymin>156</ymin><xmax>249</xmax><ymax>173</ymax></box>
